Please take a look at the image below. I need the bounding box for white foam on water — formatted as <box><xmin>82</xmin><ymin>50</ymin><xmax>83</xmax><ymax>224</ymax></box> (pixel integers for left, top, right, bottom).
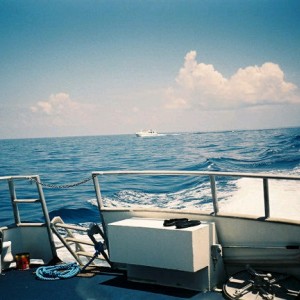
<box><xmin>89</xmin><ymin>181</ymin><xmax>214</xmax><ymax>211</ymax></box>
<box><xmin>88</xmin><ymin>174</ymin><xmax>300</xmax><ymax>221</ymax></box>
<box><xmin>219</xmin><ymin>177</ymin><xmax>300</xmax><ymax>220</ymax></box>
<box><xmin>268</xmin><ymin>179</ymin><xmax>300</xmax><ymax>220</ymax></box>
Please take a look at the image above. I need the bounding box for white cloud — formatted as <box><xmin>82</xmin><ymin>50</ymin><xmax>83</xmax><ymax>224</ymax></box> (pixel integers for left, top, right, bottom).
<box><xmin>31</xmin><ymin>93</ymin><xmax>79</xmax><ymax>116</ymax></box>
<box><xmin>166</xmin><ymin>51</ymin><xmax>300</xmax><ymax>110</ymax></box>
<box><xmin>132</xmin><ymin>106</ymin><xmax>140</xmax><ymax>113</ymax></box>
<box><xmin>28</xmin><ymin>92</ymin><xmax>142</xmax><ymax>136</ymax></box>
<box><xmin>30</xmin><ymin>93</ymin><xmax>94</xmax><ymax>127</ymax></box>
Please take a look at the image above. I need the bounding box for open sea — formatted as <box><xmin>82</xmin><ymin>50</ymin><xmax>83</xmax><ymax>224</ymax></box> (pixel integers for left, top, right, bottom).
<box><xmin>0</xmin><ymin>127</ymin><xmax>299</xmax><ymax>226</ymax></box>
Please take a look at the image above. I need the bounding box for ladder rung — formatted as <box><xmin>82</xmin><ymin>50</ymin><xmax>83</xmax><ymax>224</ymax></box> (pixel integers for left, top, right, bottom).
<box><xmin>76</xmin><ymin>250</ymin><xmax>108</xmax><ymax>258</ymax></box>
<box><xmin>76</xmin><ymin>251</ymin><xmax>97</xmax><ymax>258</ymax></box>
<box><xmin>16</xmin><ymin>223</ymin><xmax>45</xmax><ymax>227</ymax></box>
<box><xmin>13</xmin><ymin>199</ymin><xmax>40</xmax><ymax>203</ymax></box>
<box><xmin>53</xmin><ymin>223</ymin><xmax>89</xmax><ymax>232</ymax></box>
<box><xmin>65</xmin><ymin>237</ymin><xmax>94</xmax><ymax>246</ymax></box>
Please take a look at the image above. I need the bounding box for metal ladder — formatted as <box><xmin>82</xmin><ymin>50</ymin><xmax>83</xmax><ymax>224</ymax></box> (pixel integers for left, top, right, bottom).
<box><xmin>51</xmin><ymin>216</ymin><xmax>110</xmax><ymax>267</ymax></box>
<box><xmin>6</xmin><ymin>175</ymin><xmax>57</xmax><ymax>258</ymax></box>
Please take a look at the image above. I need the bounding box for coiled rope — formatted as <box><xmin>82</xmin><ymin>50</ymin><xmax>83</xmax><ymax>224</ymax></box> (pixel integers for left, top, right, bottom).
<box><xmin>35</xmin><ymin>243</ymin><xmax>104</xmax><ymax>280</ymax></box>
<box><xmin>35</xmin><ymin>262</ymin><xmax>81</xmax><ymax>281</ymax></box>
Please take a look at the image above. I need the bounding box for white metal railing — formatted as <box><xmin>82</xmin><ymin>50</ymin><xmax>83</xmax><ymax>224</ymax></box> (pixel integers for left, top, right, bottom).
<box><xmin>91</xmin><ymin>170</ymin><xmax>300</xmax><ymax>219</ymax></box>
<box><xmin>1</xmin><ymin>171</ymin><xmax>299</xmax><ymax>220</ymax></box>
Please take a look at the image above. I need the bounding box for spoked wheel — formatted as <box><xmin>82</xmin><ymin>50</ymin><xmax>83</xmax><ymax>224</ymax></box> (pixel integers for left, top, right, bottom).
<box><xmin>223</xmin><ymin>266</ymin><xmax>300</xmax><ymax>299</ymax></box>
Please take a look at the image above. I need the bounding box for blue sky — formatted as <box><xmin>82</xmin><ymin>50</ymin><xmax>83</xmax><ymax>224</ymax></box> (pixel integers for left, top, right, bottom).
<box><xmin>1</xmin><ymin>0</ymin><xmax>300</xmax><ymax>139</ymax></box>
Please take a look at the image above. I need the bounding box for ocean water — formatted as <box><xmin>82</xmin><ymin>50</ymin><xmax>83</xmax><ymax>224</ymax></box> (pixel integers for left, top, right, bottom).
<box><xmin>0</xmin><ymin>127</ymin><xmax>299</xmax><ymax>226</ymax></box>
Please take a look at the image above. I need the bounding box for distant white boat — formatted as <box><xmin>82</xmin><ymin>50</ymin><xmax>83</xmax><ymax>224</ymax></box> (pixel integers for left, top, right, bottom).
<box><xmin>136</xmin><ymin>129</ymin><xmax>158</xmax><ymax>137</ymax></box>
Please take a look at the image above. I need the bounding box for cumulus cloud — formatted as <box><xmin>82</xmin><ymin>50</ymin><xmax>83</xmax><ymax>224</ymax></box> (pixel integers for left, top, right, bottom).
<box><xmin>31</xmin><ymin>93</ymin><xmax>79</xmax><ymax>115</ymax></box>
<box><xmin>165</xmin><ymin>51</ymin><xmax>300</xmax><ymax>110</ymax></box>
<box><xmin>30</xmin><ymin>93</ymin><xmax>92</xmax><ymax>127</ymax></box>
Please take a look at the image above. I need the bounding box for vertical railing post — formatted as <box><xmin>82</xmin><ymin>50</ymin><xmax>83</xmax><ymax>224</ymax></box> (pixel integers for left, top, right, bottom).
<box><xmin>8</xmin><ymin>179</ymin><xmax>20</xmax><ymax>224</ymax></box>
<box><xmin>263</xmin><ymin>178</ymin><xmax>270</xmax><ymax>219</ymax></box>
<box><xmin>35</xmin><ymin>175</ymin><xmax>57</xmax><ymax>258</ymax></box>
<box><xmin>209</xmin><ymin>175</ymin><xmax>219</xmax><ymax>215</ymax></box>
<box><xmin>92</xmin><ymin>174</ymin><xmax>104</xmax><ymax>211</ymax></box>
<box><xmin>92</xmin><ymin>173</ymin><xmax>110</xmax><ymax>251</ymax></box>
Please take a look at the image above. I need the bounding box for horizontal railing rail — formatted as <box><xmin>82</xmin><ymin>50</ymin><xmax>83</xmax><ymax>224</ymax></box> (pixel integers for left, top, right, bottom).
<box><xmin>91</xmin><ymin>170</ymin><xmax>300</xmax><ymax>180</ymax></box>
<box><xmin>0</xmin><ymin>175</ymin><xmax>40</xmax><ymax>181</ymax></box>
<box><xmin>92</xmin><ymin>170</ymin><xmax>300</xmax><ymax>218</ymax></box>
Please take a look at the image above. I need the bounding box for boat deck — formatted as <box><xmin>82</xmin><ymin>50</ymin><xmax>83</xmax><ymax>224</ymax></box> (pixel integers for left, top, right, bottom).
<box><xmin>0</xmin><ymin>266</ymin><xmax>225</xmax><ymax>300</ymax></box>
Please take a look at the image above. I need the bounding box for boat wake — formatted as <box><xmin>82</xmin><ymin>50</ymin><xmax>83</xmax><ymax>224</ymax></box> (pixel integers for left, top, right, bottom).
<box><xmin>218</xmin><ymin>177</ymin><xmax>300</xmax><ymax>219</ymax></box>
<box><xmin>88</xmin><ymin>174</ymin><xmax>300</xmax><ymax>221</ymax></box>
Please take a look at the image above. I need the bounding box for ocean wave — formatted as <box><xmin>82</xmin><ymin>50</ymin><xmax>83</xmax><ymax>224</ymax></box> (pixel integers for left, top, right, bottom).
<box><xmin>49</xmin><ymin>207</ymin><xmax>100</xmax><ymax>223</ymax></box>
<box><xmin>290</xmin><ymin>134</ymin><xmax>300</xmax><ymax>142</ymax></box>
<box><xmin>89</xmin><ymin>176</ymin><xmax>236</xmax><ymax>211</ymax></box>
<box><xmin>88</xmin><ymin>177</ymin><xmax>215</xmax><ymax>210</ymax></box>
<box><xmin>183</xmin><ymin>159</ymin><xmax>219</xmax><ymax>171</ymax></box>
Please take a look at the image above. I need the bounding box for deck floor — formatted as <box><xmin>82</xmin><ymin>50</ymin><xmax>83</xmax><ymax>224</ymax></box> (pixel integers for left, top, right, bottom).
<box><xmin>0</xmin><ymin>266</ymin><xmax>226</xmax><ymax>300</ymax></box>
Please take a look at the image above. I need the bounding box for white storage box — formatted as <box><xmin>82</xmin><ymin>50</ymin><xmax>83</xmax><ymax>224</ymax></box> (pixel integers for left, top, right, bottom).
<box><xmin>107</xmin><ymin>218</ymin><xmax>209</xmax><ymax>272</ymax></box>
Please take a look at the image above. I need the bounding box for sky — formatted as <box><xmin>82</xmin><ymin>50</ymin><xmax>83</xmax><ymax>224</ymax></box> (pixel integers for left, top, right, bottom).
<box><xmin>0</xmin><ymin>0</ymin><xmax>300</xmax><ymax>139</ymax></box>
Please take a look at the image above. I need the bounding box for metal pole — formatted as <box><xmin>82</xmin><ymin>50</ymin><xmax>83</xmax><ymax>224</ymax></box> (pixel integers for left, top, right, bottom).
<box><xmin>263</xmin><ymin>178</ymin><xmax>270</xmax><ymax>218</ymax></box>
<box><xmin>209</xmin><ymin>175</ymin><xmax>219</xmax><ymax>215</ymax></box>
<box><xmin>8</xmin><ymin>179</ymin><xmax>20</xmax><ymax>224</ymax></box>
<box><xmin>35</xmin><ymin>175</ymin><xmax>58</xmax><ymax>259</ymax></box>
<box><xmin>92</xmin><ymin>175</ymin><xmax>104</xmax><ymax>210</ymax></box>
<box><xmin>92</xmin><ymin>174</ymin><xmax>110</xmax><ymax>252</ymax></box>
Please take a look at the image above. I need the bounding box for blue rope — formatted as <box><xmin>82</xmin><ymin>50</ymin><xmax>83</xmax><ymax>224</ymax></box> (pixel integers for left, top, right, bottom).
<box><xmin>36</xmin><ymin>262</ymin><xmax>81</xmax><ymax>281</ymax></box>
<box><xmin>36</xmin><ymin>243</ymin><xmax>104</xmax><ymax>281</ymax></box>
